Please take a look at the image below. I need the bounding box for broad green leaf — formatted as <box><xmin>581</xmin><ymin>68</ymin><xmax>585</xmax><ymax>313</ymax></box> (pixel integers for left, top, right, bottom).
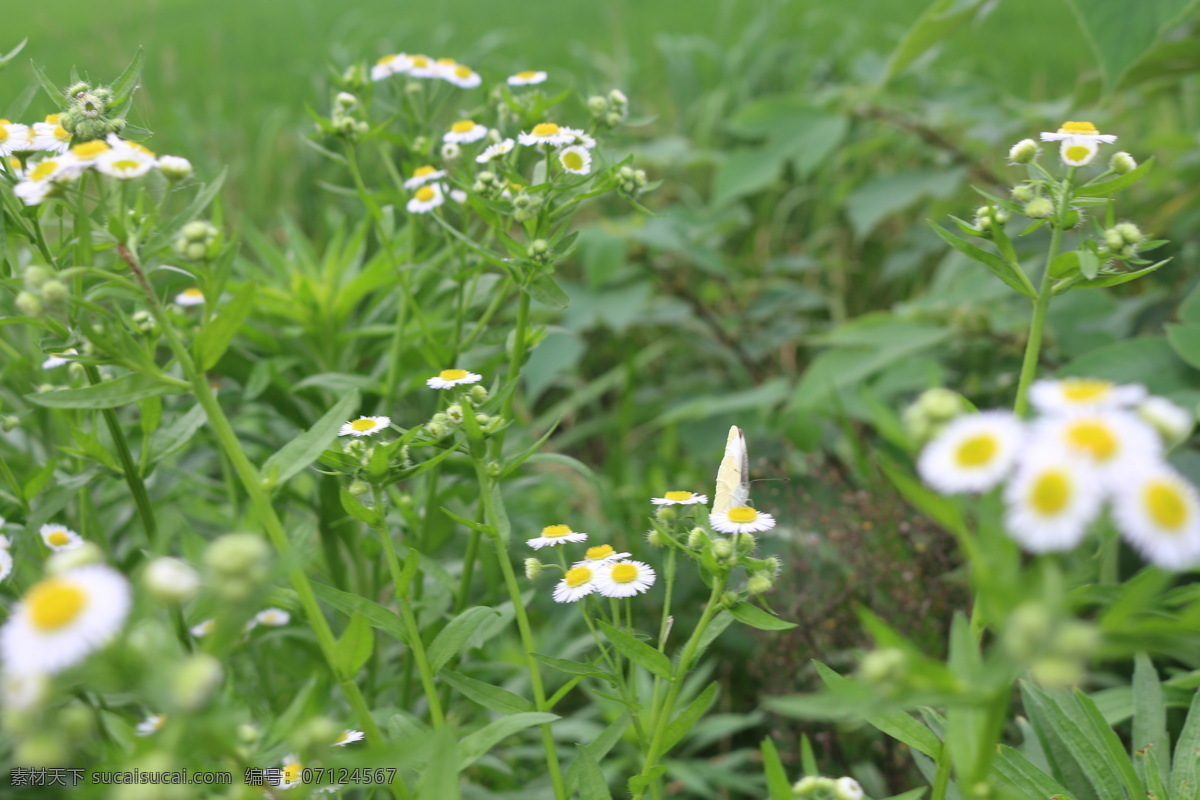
<box><xmin>310</xmin><ymin>581</ymin><xmax>407</xmax><ymax>644</ymax></box>
<box><xmin>27</xmin><ymin>373</ymin><xmax>183</xmax><ymax>409</ymax></box>
<box><xmin>813</xmin><ymin>662</ymin><xmax>941</xmax><ymax>757</ymax></box>
<box><xmin>992</xmin><ymin>745</ymin><xmax>1076</xmax><ymax>799</ymax></box>
<box><xmin>1167</xmin><ymin>323</ymin><xmax>1200</xmax><ymax>370</ymax></box>
<box><xmin>110</xmin><ymin>47</ymin><xmax>146</xmax><ymax>100</ymax></box>
<box><xmin>728</xmin><ymin>603</ymin><xmax>797</xmax><ymax>631</ymax></box>
<box><xmin>1075</xmin><ymin>158</ymin><xmax>1155</xmax><ymax>196</ymax></box>
<box><xmin>334</xmin><ymin>613</ymin><xmax>374</xmax><ymax>680</ymax></box>
<box><xmin>1171</xmin><ymin>691</ymin><xmax>1200</xmax><ymax>800</ymax></box>
<box><xmin>574</xmin><ymin>746</ymin><xmax>613</xmax><ymax>800</ymax></box>
<box><xmin>260</xmin><ymin>390</ymin><xmax>360</xmax><ymax>488</ymax></box>
<box><xmin>848</xmin><ymin>170</ymin><xmax>964</xmax><ymax>238</ymax></box>
<box><xmin>565</xmin><ymin>715</ymin><xmax>632</xmax><ymax>796</ymax></box>
<box><xmin>457</xmin><ymin>712</ymin><xmax>558</xmax><ymax>769</ymax></box>
<box><xmin>761</xmin><ymin>738</ymin><xmax>793</xmax><ymax>800</ymax></box>
<box><xmin>1181</xmin><ymin>282</ymin><xmax>1200</xmax><ymax>324</ymax></box>
<box><xmin>440</xmin><ymin>671</ymin><xmax>533</xmax><ymax>715</ymax></box>
<box><xmin>534</xmin><ymin>653</ymin><xmax>613</xmax><ymax>681</ymax></box>
<box><xmin>930</xmin><ymin>222</ymin><xmax>1037</xmax><ymax>299</ymax></box>
<box><xmin>427</xmin><ymin>607</ymin><xmax>501</xmax><ymax>673</ymax></box>
<box><xmin>711</xmin><ymin>144</ymin><xmax>790</xmax><ymax>206</ymax></box>
<box><xmin>1061</xmin><ymin>0</ymin><xmax>1198</xmax><ymax>88</ymax></box>
<box><xmin>194</xmin><ymin>283</ymin><xmax>255</xmax><ymax>370</ymax></box>
<box><xmin>661</xmin><ymin>682</ymin><xmax>720</xmax><ymax>754</ymax></box>
<box><xmin>597</xmin><ymin>621</ymin><xmax>673</xmax><ymax>680</ymax></box>
<box><xmin>340</xmin><ymin>488</ymin><xmax>382</xmax><ymax>528</ymax></box>
<box><xmin>415</xmin><ymin>727</ymin><xmax>460</xmax><ymax>800</ymax></box>
<box><xmin>1059</xmin><ymin>337</ymin><xmax>1191</xmax><ymax>395</ymax></box>
<box><xmin>1133</xmin><ymin>653</ymin><xmax>1170</xmax><ymax>789</ymax></box>
<box><xmin>525</xmin><ymin>274</ymin><xmax>570</xmax><ymax>309</ymax></box>
<box><xmin>881</xmin><ymin>0</ymin><xmax>994</xmax><ymax>84</ymax></box>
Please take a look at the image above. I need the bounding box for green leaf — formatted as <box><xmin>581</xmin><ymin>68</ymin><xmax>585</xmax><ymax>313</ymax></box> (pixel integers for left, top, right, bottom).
<box><xmin>597</xmin><ymin>621</ymin><xmax>673</xmax><ymax>680</ymax></box>
<box><xmin>1167</xmin><ymin>323</ymin><xmax>1200</xmax><ymax>370</ymax></box>
<box><xmin>310</xmin><ymin>581</ymin><xmax>407</xmax><ymax>644</ymax></box>
<box><xmin>334</xmin><ymin>613</ymin><xmax>374</xmax><ymax>680</ymax></box>
<box><xmin>30</xmin><ymin>59</ymin><xmax>66</xmax><ymax>105</ymax></box>
<box><xmin>930</xmin><ymin>222</ymin><xmax>1037</xmax><ymax>299</ymax></box>
<box><xmin>427</xmin><ymin>607</ymin><xmax>501</xmax><ymax>673</ymax></box>
<box><xmin>440</xmin><ymin>671</ymin><xmax>533</xmax><ymax>715</ymax></box>
<box><xmin>1133</xmin><ymin>653</ymin><xmax>1170</xmax><ymax>790</ymax></box>
<box><xmin>110</xmin><ymin>47</ymin><xmax>145</xmax><ymax>100</ymax></box>
<box><xmin>761</xmin><ymin>738</ymin><xmax>793</xmax><ymax>800</ymax></box>
<box><xmin>525</xmin><ymin>275</ymin><xmax>570</xmax><ymax>309</ymax></box>
<box><xmin>565</xmin><ymin>715</ymin><xmax>631</xmax><ymax>796</ymax></box>
<box><xmin>457</xmin><ymin>712</ymin><xmax>558</xmax><ymax>769</ymax></box>
<box><xmin>814</xmin><ymin>662</ymin><xmax>942</xmax><ymax>757</ymax></box>
<box><xmin>1171</xmin><ymin>691</ymin><xmax>1200</xmax><ymax>800</ymax></box>
<box><xmin>26</xmin><ymin>373</ymin><xmax>183</xmax><ymax>409</ymax></box>
<box><xmin>340</xmin><ymin>488</ymin><xmax>382</xmax><ymax>528</ymax></box>
<box><xmin>0</xmin><ymin>38</ymin><xmax>27</xmax><ymax>70</ymax></box>
<box><xmin>711</xmin><ymin>144</ymin><xmax>790</xmax><ymax>206</ymax></box>
<box><xmin>1063</xmin><ymin>258</ymin><xmax>1169</xmax><ymax>291</ymax></box>
<box><xmin>1180</xmin><ymin>282</ymin><xmax>1200</xmax><ymax>324</ymax></box>
<box><xmin>800</xmin><ymin>734</ymin><xmax>818</xmax><ymax>777</ymax></box>
<box><xmin>439</xmin><ymin>506</ymin><xmax>497</xmax><ymax>539</ymax></box>
<box><xmin>1061</xmin><ymin>0</ymin><xmax>1198</xmax><ymax>89</ymax></box>
<box><xmin>415</xmin><ymin>727</ymin><xmax>460</xmax><ymax>800</ymax></box>
<box><xmin>260</xmin><ymin>390</ymin><xmax>360</xmax><ymax>489</ymax></box>
<box><xmin>848</xmin><ymin>170</ymin><xmax>964</xmax><ymax>238</ymax></box>
<box><xmin>1075</xmin><ymin>158</ymin><xmax>1155</xmax><ymax>196</ymax></box>
<box><xmin>1078</xmin><ymin>249</ymin><xmax>1100</xmax><ymax>280</ymax></box>
<box><xmin>727</xmin><ymin>603</ymin><xmax>797</xmax><ymax>630</ymax></box>
<box><xmin>23</xmin><ymin>460</ymin><xmax>56</xmax><ymax>501</ymax></box>
<box><xmin>194</xmin><ymin>283</ymin><xmax>255</xmax><ymax>370</ymax></box>
<box><xmin>992</xmin><ymin>745</ymin><xmax>1075</xmax><ymax>799</ymax></box>
<box><xmin>661</xmin><ymin>681</ymin><xmax>719</xmax><ymax>755</ymax></box>
<box><xmin>1059</xmin><ymin>337</ymin><xmax>1192</xmax><ymax>395</ymax></box>
<box><xmin>575</xmin><ymin>746</ymin><xmax>613</xmax><ymax>800</ymax></box>
<box><xmin>880</xmin><ymin>0</ymin><xmax>994</xmax><ymax>84</ymax></box>
<box><xmin>534</xmin><ymin>653</ymin><xmax>612</xmax><ymax>681</ymax></box>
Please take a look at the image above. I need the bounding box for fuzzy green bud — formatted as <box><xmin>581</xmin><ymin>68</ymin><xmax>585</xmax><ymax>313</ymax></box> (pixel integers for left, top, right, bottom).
<box><xmin>15</xmin><ymin>291</ymin><xmax>42</xmax><ymax>318</ymax></box>
<box><xmin>736</xmin><ymin>532</ymin><xmax>757</xmax><ymax>552</ymax></box>
<box><xmin>793</xmin><ymin>776</ymin><xmax>838</xmax><ymax>798</ymax></box>
<box><xmin>143</xmin><ymin>557</ymin><xmax>202</xmax><ymax>602</ymax></box>
<box><xmin>1110</xmin><ymin>151</ymin><xmax>1137</xmax><ymax>175</ymax></box>
<box><xmin>486</xmin><ymin>460</ymin><xmax>503</xmax><ymax>477</ymax></box>
<box><xmin>40</xmin><ymin>280</ymin><xmax>68</xmax><ymax>309</ymax></box>
<box><xmin>719</xmin><ymin>590</ymin><xmax>740</xmax><ymax>608</ymax></box>
<box><xmin>425</xmin><ymin>421</ymin><xmax>447</xmax><ymax>438</ymax></box>
<box><xmin>859</xmin><ymin>647</ymin><xmax>909</xmax><ymax>688</ymax></box>
<box><xmin>204</xmin><ymin>533</ymin><xmax>271</xmax><ymax>602</ymax></box>
<box><xmin>655</xmin><ymin>505</ymin><xmax>677</xmax><ymax>523</ymax></box>
<box><xmin>512</xmin><ymin>192</ymin><xmax>543</xmax><ymax>222</ymax></box>
<box><xmin>468</xmin><ymin>384</ymin><xmax>489</xmax><ymax>405</ymax></box>
<box><xmin>1104</xmin><ymin>229</ymin><xmax>1125</xmax><ymax>251</ymax></box>
<box><xmin>646</xmin><ymin>528</ymin><xmax>667</xmax><ymax>547</ymax></box>
<box><xmin>603</xmin><ymin>111</ymin><xmax>622</xmax><ymax>127</ymax></box>
<box><xmin>172</xmin><ymin>654</ymin><xmax>224</xmax><ymax>711</ymax></box>
<box><xmin>763</xmin><ymin>556</ymin><xmax>782</xmax><ymax>574</ymax></box>
<box><xmin>294</xmin><ymin>716</ymin><xmax>340</xmax><ymax>751</ymax></box>
<box><xmin>445</xmin><ymin>404</ymin><xmax>464</xmax><ymax>423</ymax></box>
<box><xmin>67</xmin><ymin>362</ymin><xmax>86</xmax><ymax>381</ymax></box>
<box><xmin>1003</xmin><ymin>602</ymin><xmax>1052</xmax><ymax>662</ymax></box>
<box><xmin>524</xmin><ymin>558</ymin><xmax>543</xmax><ymax>579</ymax></box>
<box><xmin>1030</xmin><ymin>655</ymin><xmax>1083</xmax><ymax>688</ymax></box>
<box><xmin>972</xmin><ymin>204</ymin><xmax>1007</xmax><ymax>232</ymax></box>
<box><xmin>903</xmin><ymin>387</ymin><xmax>966</xmax><ymax>444</ymax></box>
<box><xmin>1011</xmin><ymin>184</ymin><xmax>1034</xmax><ymax>203</ymax></box>
<box><xmin>348</xmin><ymin>480</ymin><xmax>370</xmax><ymax>497</ymax></box>
<box><xmin>1008</xmin><ymin>138</ymin><xmax>1039</xmax><ymax>164</ymax></box>
<box><xmin>1114</xmin><ymin>222</ymin><xmax>1144</xmax><ymax>244</ymax></box>
<box><xmin>1023</xmin><ymin>197</ymin><xmax>1054</xmax><ymax>219</ymax></box>
<box><xmin>335</xmin><ymin>91</ymin><xmax>358</xmax><ymax>110</ymax></box>
<box><xmin>66</xmin><ymin>81</ymin><xmax>91</xmax><ymax>97</ymax></box>
<box><xmin>686</xmin><ymin>527</ymin><xmax>706</xmax><ymax>549</ymax></box>
<box><xmin>527</xmin><ymin>239</ymin><xmax>551</xmax><ymax>262</ymax></box>
<box><xmin>609</xmin><ymin>89</ymin><xmax>628</xmax><ymax>107</ymax></box>
<box><xmin>587</xmin><ymin>95</ymin><xmax>608</xmax><ymax>115</ymax></box>
<box><xmin>132</xmin><ymin>309</ymin><xmax>157</xmax><ymax>334</ymax></box>
<box><xmin>746</xmin><ymin>573</ymin><xmax>773</xmax><ymax>594</ymax></box>
<box><xmin>23</xmin><ymin>265</ymin><xmax>52</xmax><ymax>289</ymax></box>
<box><xmin>710</xmin><ymin>538</ymin><xmax>733</xmax><ymax>561</ymax></box>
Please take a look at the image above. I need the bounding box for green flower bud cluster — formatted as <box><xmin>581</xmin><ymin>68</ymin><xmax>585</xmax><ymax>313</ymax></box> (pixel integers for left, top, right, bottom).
<box><xmin>173</xmin><ymin>220</ymin><xmax>221</xmax><ymax>262</ymax></box>
<box><xmin>512</xmin><ymin>191</ymin><xmax>543</xmax><ymax>222</ymax></box>
<box><xmin>1002</xmin><ymin>601</ymin><xmax>1099</xmax><ymax>688</ymax></box>
<box><xmin>1102</xmin><ymin>222</ymin><xmax>1144</xmax><ymax>258</ymax></box>
<box><xmin>16</xmin><ymin>265</ymin><xmax>68</xmax><ymax>317</ymax></box>
<box><xmin>60</xmin><ymin>83</ymin><xmax>126</xmax><ymax>143</ymax></box>
<box><xmin>972</xmin><ymin>204</ymin><xmax>1008</xmax><ymax>233</ymax></box>
<box><xmin>472</xmin><ymin>170</ymin><xmax>505</xmax><ymax>197</ymax></box>
<box><xmin>131</xmin><ymin>309</ymin><xmax>157</xmax><ymax>335</ymax></box>
<box><xmin>903</xmin><ymin>387</ymin><xmax>967</xmax><ymax>445</ymax></box>
<box><xmin>588</xmin><ymin>89</ymin><xmax>629</xmax><ymax>128</ymax></box>
<box><xmin>527</xmin><ymin>239</ymin><xmax>552</xmax><ymax>264</ymax></box>
<box><xmin>616</xmin><ymin>165</ymin><xmax>648</xmax><ymax>197</ymax></box>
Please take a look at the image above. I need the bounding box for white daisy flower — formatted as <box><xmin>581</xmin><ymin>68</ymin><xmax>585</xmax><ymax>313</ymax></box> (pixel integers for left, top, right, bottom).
<box><xmin>135</xmin><ymin>713</ymin><xmax>167</xmax><ymax>736</ymax></box>
<box><xmin>443</xmin><ymin>64</ymin><xmax>481</xmax><ymax>88</ymax></box>
<box><xmin>572</xmin><ymin>544</ymin><xmax>631</xmax><ymax>567</ymax></box>
<box><xmin>157</xmin><ymin>155</ymin><xmax>193</xmax><ymax>180</ymax></box>
<box><xmin>338</xmin><ymin>415</ymin><xmax>391</xmax><ymax>437</ymax></box>
<box><xmin>241</xmin><ymin>618</ymin><xmax>259</xmax><ymax>634</ymax></box>
<box><xmin>406</xmin><ymin>54</ymin><xmax>438</xmax><ymax>78</ymax></box>
<box><xmin>560</xmin><ymin>127</ymin><xmax>595</xmax><ymax>148</ymax></box>
<box><xmin>444</xmin><ymin>119</ymin><xmax>488</xmax><ymax>144</ymax></box>
<box><xmin>14</xmin><ymin>156</ymin><xmax>76</xmax><ymax>205</ymax></box>
<box><xmin>518</xmin><ymin>123</ymin><xmax>575</xmax><ymax>147</ymax></box>
<box><xmin>175</xmin><ymin>288</ymin><xmax>205</xmax><ymax>307</ymax></box>
<box><xmin>190</xmin><ymin>619</ymin><xmax>215</xmax><ymax>637</ymax></box>
<box><xmin>1138</xmin><ymin>396</ymin><xmax>1193</xmax><ymax>446</ymax></box>
<box><xmin>5</xmin><ymin>156</ymin><xmax>25</xmax><ymax>178</ymax></box>
<box><xmin>526</xmin><ymin>524</ymin><xmax>588</xmax><ymax>550</ymax></box>
<box><xmin>0</xmin><ymin>120</ymin><xmax>33</xmax><ymax>156</ymax></box>
<box><xmin>449</xmin><ymin>188</ymin><xmax>468</xmax><ymax>203</ymax></box>
<box><xmin>334</xmin><ymin>728</ymin><xmax>365</xmax><ymax>746</ymax></box>
<box><xmin>0</xmin><ymin>549</ymin><xmax>12</xmax><ymax>583</ymax></box>
<box><xmin>42</xmin><ymin>348</ymin><xmax>78</xmax><ymax>369</ymax></box>
<box><xmin>553</xmin><ymin>565</ymin><xmax>597</xmax><ymax>603</ymax></box>
<box><xmin>0</xmin><ymin>564</ymin><xmax>132</xmax><ymax>675</ymax></box>
<box><xmin>403</xmin><ymin>165</ymin><xmax>446</xmax><ymax>189</ymax></box>
<box><xmin>1059</xmin><ymin>138</ymin><xmax>1099</xmax><ymax>167</ymax></box>
<box><xmin>1003</xmin><ymin>454</ymin><xmax>1102</xmax><ymax>553</ymax></box>
<box><xmin>2</xmin><ymin>669</ymin><xmax>49</xmax><ymax>712</ymax></box>
<box><xmin>425</xmin><ymin>368</ymin><xmax>482</xmax><ymax>389</ymax></box>
<box><xmin>835</xmin><ymin>777</ymin><xmax>865</xmax><ymax>800</ymax></box>
<box><xmin>407</xmin><ymin>183</ymin><xmax>445</xmax><ymax>214</ymax></box>
<box><xmin>63</xmin><ymin>140</ymin><xmax>112</xmax><ymax>174</ymax></box>
<box><xmin>95</xmin><ymin>139</ymin><xmax>157</xmax><ymax>180</ymax></box>
<box><xmin>1034</xmin><ymin>411</ymin><xmax>1160</xmax><ymax>484</ymax></box>
<box><xmin>476</xmin><ymin>138</ymin><xmax>516</xmax><ymax>163</ymax></box>
<box><xmin>918</xmin><ymin>411</ymin><xmax>1025</xmax><ymax>494</ymax></box>
<box><xmin>557</xmin><ymin>145</ymin><xmax>592</xmax><ymax>175</ymax></box>
<box><xmin>255</xmin><ymin>608</ymin><xmax>291</xmax><ymax>627</ymax></box>
<box><xmin>30</xmin><ymin>115</ymin><xmax>71</xmax><ymax>154</ymax></box>
<box><xmin>371</xmin><ymin>53</ymin><xmax>412</xmax><ymax>81</ymax></box>
<box><xmin>652</xmin><ymin>491</ymin><xmax>708</xmax><ymax>506</ymax></box>
<box><xmin>507</xmin><ymin>70</ymin><xmax>547</xmax><ymax>86</ymax></box>
<box><xmin>595</xmin><ymin>560</ymin><xmax>656</xmax><ymax>599</ymax></box>
<box><xmin>1113</xmin><ymin>464</ymin><xmax>1200</xmax><ymax>570</ymax></box>
<box><xmin>710</xmin><ymin>506</ymin><xmax>776</xmax><ymax>534</ymax></box>
<box><xmin>1039</xmin><ymin>121</ymin><xmax>1118</xmax><ymax>144</ymax></box>
<box><xmin>40</xmin><ymin>524</ymin><xmax>83</xmax><ymax>553</ymax></box>
<box><xmin>1029</xmin><ymin>378</ymin><xmax>1146</xmax><ymax>414</ymax></box>
<box><xmin>278</xmin><ymin>755</ymin><xmax>304</xmax><ymax>789</ymax></box>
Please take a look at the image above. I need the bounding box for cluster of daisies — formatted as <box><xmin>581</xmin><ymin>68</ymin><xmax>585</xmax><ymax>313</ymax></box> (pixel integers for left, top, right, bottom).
<box><xmin>370</xmin><ymin>52</ymin><xmax>547</xmax><ymax>91</ymax></box>
<box><xmin>918</xmin><ymin>378</ymin><xmax>1198</xmax><ymax>568</ymax></box>
<box><xmin>2</xmin><ymin>124</ymin><xmax>192</xmax><ymax>205</ymax></box>
<box><xmin>526</xmin><ymin>530</ymin><xmax>657</xmax><ymax>603</ymax></box>
<box><xmin>190</xmin><ymin>607</ymin><xmax>291</xmax><ymax>638</ymax></box>
<box><xmin>336</xmin><ymin>369</ymin><xmax>483</xmax><ymax>438</ymax></box>
<box><xmin>651</xmin><ymin>489</ymin><xmax>778</xmax><ymax>536</ymax></box>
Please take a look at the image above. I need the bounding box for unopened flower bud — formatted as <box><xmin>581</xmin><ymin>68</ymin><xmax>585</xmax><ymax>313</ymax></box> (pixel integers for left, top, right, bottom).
<box><xmin>425</xmin><ymin>421</ymin><xmax>447</xmax><ymax>438</ymax></box>
<box><xmin>1024</xmin><ymin>197</ymin><xmax>1053</xmax><ymax>219</ymax></box>
<box><xmin>1030</xmin><ymin>655</ymin><xmax>1083</xmax><ymax>688</ymax></box>
<box><xmin>1011</xmin><ymin>184</ymin><xmax>1034</xmax><ymax>203</ymax></box>
<box><xmin>859</xmin><ymin>647</ymin><xmax>908</xmax><ymax>685</ymax></box>
<box><xmin>711</xmin><ymin>538</ymin><xmax>733</xmax><ymax>561</ymax></box>
<box><xmin>66</xmin><ymin>81</ymin><xmax>91</xmax><ymax>97</ymax></box>
<box><xmin>609</xmin><ymin>89</ymin><xmax>628</xmax><ymax>107</ymax></box>
<box><xmin>441</xmin><ymin>142</ymin><xmax>461</xmax><ymax>160</ymax></box>
<box><xmin>1</xmin><ymin>416</ymin><xmax>17</xmax><ymax>432</ymax></box>
<box><xmin>204</xmin><ymin>533</ymin><xmax>271</xmax><ymax>603</ymax></box>
<box><xmin>604</xmin><ymin>112</ymin><xmax>622</xmax><ymax>127</ymax></box>
<box><xmin>587</xmin><ymin>95</ymin><xmax>608</xmax><ymax>115</ymax></box>
<box><xmin>655</xmin><ymin>505</ymin><xmax>677</xmax><ymax>523</ymax></box>
<box><xmin>1008</xmin><ymin>138</ymin><xmax>1039</xmax><ymax>164</ymax></box>
<box><xmin>746</xmin><ymin>573</ymin><xmax>772</xmax><ymax>594</ymax></box>
<box><xmin>15</xmin><ymin>291</ymin><xmax>42</xmax><ymax>317</ymax></box>
<box><xmin>348</xmin><ymin>480</ymin><xmax>370</xmax><ymax>497</ymax></box>
<box><xmin>1114</xmin><ymin>222</ymin><xmax>1144</xmax><ymax>244</ymax></box>
<box><xmin>1138</xmin><ymin>396</ymin><xmax>1193</xmax><ymax>447</ymax></box>
<box><xmin>834</xmin><ymin>777</ymin><xmax>865</xmax><ymax>800</ymax></box>
<box><xmin>144</xmin><ymin>557</ymin><xmax>201</xmax><ymax>602</ymax></box>
<box><xmin>335</xmin><ymin>91</ymin><xmax>358</xmax><ymax>110</ymax></box>
<box><xmin>487</xmin><ymin>460</ymin><xmax>503</xmax><ymax>477</ymax></box>
<box><xmin>445</xmin><ymin>404</ymin><xmax>464</xmax><ymax>423</ymax></box>
<box><xmin>524</xmin><ymin>558</ymin><xmax>543</xmax><ymax>579</ymax></box>
<box><xmin>686</xmin><ymin>528</ymin><xmax>705</xmax><ymax>549</ymax></box>
<box><xmin>157</xmin><ymin>155</ymin><xmax>193</xmax><ymax>181</ymax></box>
<box><xmin>172</xmin><ymin>654</ymin><xmax>223</xmax><ymax>711</ymax></box>
<box><xmin>67</xmin><ymin>362</ymin><xmax>86</xmax><ymax>381</ymax></box>
<box><xmin>23</xmin><ymin>266</ymin><xmax>52</xmax><ymax>289</ymax></box>
<box><xmin>40</xmin><ymin>280</ymin><xmax>68</xmax><ymax>308</ymax></box>
<box><xmin>646</xmin><ymin>528</ymin><xmax>667</xmax><ymax>547</ymax></box>
<box><xmin>468</xmin><ymin>385</ymin><xmax>488</xmax><ymax>405</ymax></box>
<box><xmin>1110</xmin><ymin>151</ymin><xmax>1137</xmax><ymax>175</ymax></box>
<box><xmin>736</xmin><ymin>532</ymin><xmax>756</xmax><ymax>552</ymax></box>
<box><xmin>720</xmin><ymin>591</ymin><xmax>740</xmax><ymax>608</ymax></box>
<box><xmin>527</xmin><ymin>239</ymin><xmax>550</xmax><ymax>258</ymax></box>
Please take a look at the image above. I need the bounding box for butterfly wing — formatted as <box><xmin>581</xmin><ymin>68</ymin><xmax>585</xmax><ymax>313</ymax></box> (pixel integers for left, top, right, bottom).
<box><xmin>712</xmin><ymin>425</ymin><xmax>750</xmax><ymax>515</ymax></box>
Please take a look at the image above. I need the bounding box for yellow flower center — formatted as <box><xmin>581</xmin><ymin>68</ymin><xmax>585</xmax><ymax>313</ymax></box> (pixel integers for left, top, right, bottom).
<box><xmin>586</xmin><ymin>545</ymin><xmax>615</xmax><ymax>560</ymax></box>
<box><xmin>7</xmin><ymin>157</ymin><xmax>18</xmax><ymax>169</ymax></box>
<box><xmin>45</xmin><ymin>113</ymin><xmax>61</xmax><ymax>124</ymax></box>
<box><xmin>454</xmin><ymin>65</ymin><xmax>473</xmax><ymax>78</ymax></box>
<box><xmin>610</xmin><ymin>564</ymin><xmax>638</xmax><ymax>584</ymax></box>
<box><xmin>30</xmin><ymin>160</ymin><xmax>59</xmax><ymax>181</ymax></box>
<box><xmin>437</xmin><ymin>58</ymin><xmax>457</xmax><ymax>66</ymax></box>
<box><xmin>451</xmin><ymin>120</ymin><xmax>476</xmax><ymax>133</ymax></box>
<box><xmin>350</xmin><ymin>419</ymin><xmax>377</xmax><ymax>432</ymax></box>
<box><xmin>439</xmin><ymin>368</ymin><xmax>467</xmax><ymax>380</ymax></box>
<box><xmin>181</xmin><ymin>288</ymin><xmax>203</xmax><ymax>299</ymax></box>
<box><xmin>129</xmin><ymin>142</ymin><xmax>155</xmax><ymax>156</ymax></box>
<box><xmin>27</xmin><ymin>578</ymin><xmax>87</xmax><ymax>632</ymax></box>
<box><xmin>516</xmin><ymin>71</ymin><xmax>540</xmax><ymax>80</ymax></box>
<box><xmin>727</xmin><ymin>506</ymin><xmax>758</xmax><ymax>524</ymax></box>
<box><xmin>954</xmin><ymin>434</ymin><xmax>997</xmax><ymax>467</ymax></box>
<box><xmin>508</xmin><ymin>182</ymin><xmax>525</xmax><ymax>192</ymax></box>
<box><xmin>282</xmin><ymin>762</ymin><xmax>303</xmax><ymax>784</ymax></box>
<box><xmin>562</xmin><ymin>151</ymin><xmax>585</xmax><ymax>170</ymax></box>
<box><xmin>53</xmin><ymin>125</ymin><xmax>70</xmax><ymax>141</ymax></box>
<box><xmin>532</xmin><ymin>123</ymin><xmax>560</xmax><ymax>136</ymax></box>
<box><xmin>71</xmin><ymin>141</ymin><xmax>110</xmax><ymax>159</ymax></box>
<box><xmin>541</xmin><ymin>524</ymin><xmax>573</xmax><ymax>538</ymax></box>
<box><xmin>112</xmin><ymin>158</ymin><xmax>141</xmax><ymax>172</ymax></box>
<box><xmin>1061</xmin><ymin>379</ymin><xmax>1111</xmax><ymax>402</ymax></box>
<box><xmin>1066</xmin><ymin>420</ymin><xmax>1117</xmax><ymax>462</ymax></box>
<box><xmin>413</xmin><ymin>165</ymin><xmax>437</xmax><ymax>177</ymax></box>
<box><xmin>376</xmin><ymin>54</ymin><xmax>397</xmax><ymax>65</ymax></box>
<box><xmin>1065</xmin><ymin>144</ymin><xmax>1092</xmax><ymax>163</ymax></box>
<box><xmin>664</xmin><ymin>491</ymin><xmax>694</xmax><ymax>501</ymax></box>
<box><xmin>416</xmin><ymin>186</ymin><xmax>436</xmax><ymax>202</ymax></box>
<box><xmin>1029</xmin><ymin>470</ymin><xmax>1071</xmax><ymax>515</ymax></box>
<box><xmin>0</xmin><ymin>127</ymin><xmax>8</xmax><ymax>144</ymax></box>
<box><xmin>411</xmin><ymin>56</ymin><xmax>430</xmax><ymax>68</ymax></box>
<box><xmin>565</xmin><ymin>566</ymin><xmax>592</xmax><ymax>587</ymax></box>
<box><xmin>1145</xmin><ymin>481</ymin><xmax>1187</xmax><ymax>532</ymax></box>
<box><xmin>1059</xmin><ymin>121</ymin><xmax>1098</xmax><ymax>135</ymax></box>
<box><xmin>47</xmin><ymin>531</ymin><xmax>71</xmax><ymax>546</ymax></box>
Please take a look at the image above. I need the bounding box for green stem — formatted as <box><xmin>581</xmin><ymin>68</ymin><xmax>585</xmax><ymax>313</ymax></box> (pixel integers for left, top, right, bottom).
<box><xmin>492</xmin><ymin>289</ymin><xmax>531</xmax><ymax>457</ymax></box>
<box><xmin>455</xmin><ymin>528</ymin><xmax>482</xmax><ymax>612</ymax></box>
<box><xmin>1013</xmin><ymin>224</ymin><xmax>1063</xmax><ymax>417</ymax></box>
<box><xmin>84</xmin><ymin>365</ymin><xmax>157</xmax><ymax>550</ymax></box>
<box><xmin>371</xmin><ymin>485</ymin><xmax>445</xmax><ymax>727</ymax></box>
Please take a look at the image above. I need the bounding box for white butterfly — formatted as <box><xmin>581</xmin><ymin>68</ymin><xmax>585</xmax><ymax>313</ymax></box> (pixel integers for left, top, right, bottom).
<box><xmin>712</xmin><ymin>425</ymin><xmax>750</xmax><ymax>515</ymax></box>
